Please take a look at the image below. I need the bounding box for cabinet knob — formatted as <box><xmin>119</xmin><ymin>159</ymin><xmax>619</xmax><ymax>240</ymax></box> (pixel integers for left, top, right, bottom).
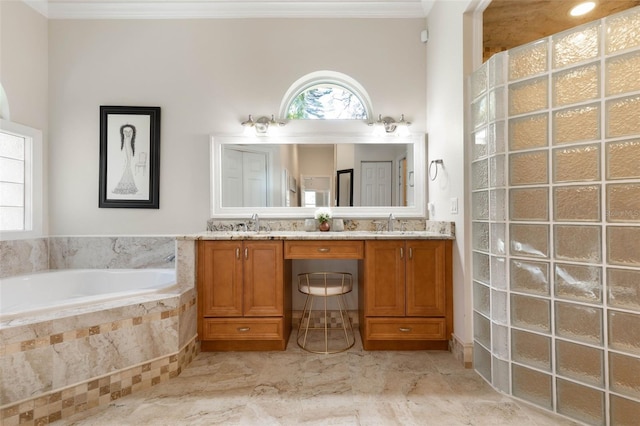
<box><xmin>237</xmin><ymin>327</ymin><xmax>250</xmax><ymax>332</ymax></box>
<box><xmin>317</xmin><ymin>247</ymin><xmax>330</xmax><ymax>253</ymax></box>
<box><xmin>399</xmin><ymin>327</ymin><xmax>412</xmax><ymax>332</ymax></box>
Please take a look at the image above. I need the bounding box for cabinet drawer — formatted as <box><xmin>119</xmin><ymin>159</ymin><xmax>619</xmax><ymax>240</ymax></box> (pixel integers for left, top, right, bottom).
<box><xmin>202</xmin><ymin>318</ymin><xmax>284</xmax><ymax>340</ymax></box>
<box><xmin>284</xmin><ymin>240</ymin><xmax>364</xmax><ymax>259</ymax></box>
<box><xmin>364</xmin><ymin>318</ymin><xmax>446</xmax><ymax>340</ymax></box>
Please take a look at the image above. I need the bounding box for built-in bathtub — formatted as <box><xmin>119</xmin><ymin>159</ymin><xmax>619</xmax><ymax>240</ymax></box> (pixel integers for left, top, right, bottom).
<box><xmin>0</xmin><ymin>268</ymin><xmax>178</xmax><ymax>320</ymax></box>
<box><xmin>0</xmin><ymin>266</ymin><xmax>198</xmax><ymax>425</ymax></box>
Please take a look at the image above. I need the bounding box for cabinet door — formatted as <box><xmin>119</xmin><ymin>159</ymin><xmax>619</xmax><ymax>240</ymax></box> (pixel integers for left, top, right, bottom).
<box><xmin>364</xmin><ymin>240</ymin><xmax>405</xmax><ymax>316</ymax></box>
<box><xmin>198</xmin><ymin>241</ymin><xmax>243</xmax><ymax>317</ymax></box>
<box><xmin>243</xmin><ymin>241</ymin><xmax>284</xmax><ymax>317</ymax></box>
<box><xmin>406</xmin><ymin>240</ymin><xmax>447</xmax><ymax>317</ymax></box>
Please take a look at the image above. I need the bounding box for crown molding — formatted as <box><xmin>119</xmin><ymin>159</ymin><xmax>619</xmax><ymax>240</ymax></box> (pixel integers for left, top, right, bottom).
<box><xmin>31</xmin><ymin>1</ymin><xmax>430</xmax><ymax>20</ymax></box>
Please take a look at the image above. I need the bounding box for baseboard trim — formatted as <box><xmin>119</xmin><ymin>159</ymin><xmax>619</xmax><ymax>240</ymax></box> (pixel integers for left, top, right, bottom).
<box><xmin>451</xmin><ymin>333</ymin><xmax>473</xmax><ymax>368</ymax></box>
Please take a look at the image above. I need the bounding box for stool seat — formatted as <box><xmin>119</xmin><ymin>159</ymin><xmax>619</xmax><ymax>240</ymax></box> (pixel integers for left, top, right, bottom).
<box><xmin>298</xmin><ymin>276</ymin><xmax>353</xmax><ymax>296</ymax></box>
<box><xmin>297</xmin><ymin>272</ymin><xmax>355</xmax><ymax>354</ymax></box>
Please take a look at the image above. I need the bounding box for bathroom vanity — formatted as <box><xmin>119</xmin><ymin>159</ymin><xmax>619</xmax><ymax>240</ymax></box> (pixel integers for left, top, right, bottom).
<box><xmin>196</xmin><ymin>230</ymin><xmax>453</xmax><ymax>351</ymax></box>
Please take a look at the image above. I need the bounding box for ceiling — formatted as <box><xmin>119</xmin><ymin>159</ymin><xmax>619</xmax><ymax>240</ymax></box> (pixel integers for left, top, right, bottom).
<box><xmin>483</xmin><ymin>0</ymin><xmax>640</xmax><ymax>52</ymax></box>
<box><xmin>26</xmin><ymin>0</ymin><xmax>640</xmax><ymax>46</ymax></box>
<box><xmin>29</xmin><ymin>0</ymin><xmax>434</xmax><ymax>19</ymax></box>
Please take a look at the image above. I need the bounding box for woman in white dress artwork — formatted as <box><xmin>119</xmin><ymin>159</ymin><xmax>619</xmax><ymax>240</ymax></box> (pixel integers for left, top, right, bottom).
<box><xmin>112</xmin><ymin>124</ymin><xmax>138</xmax><ymax>194</ymax></box>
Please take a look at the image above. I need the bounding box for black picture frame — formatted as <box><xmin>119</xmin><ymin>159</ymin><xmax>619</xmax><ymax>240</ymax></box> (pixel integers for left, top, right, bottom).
<box><xmin>99</xmin><ymin>106</ymin><xmax>161</xmax><ymax>208</ymax></box>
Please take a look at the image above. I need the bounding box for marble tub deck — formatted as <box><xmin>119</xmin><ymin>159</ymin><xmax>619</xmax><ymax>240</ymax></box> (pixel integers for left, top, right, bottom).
<box><xmin>57</xmin><ymin>330</ymin><xmax>577</xmax><ymax>426</ymax></box>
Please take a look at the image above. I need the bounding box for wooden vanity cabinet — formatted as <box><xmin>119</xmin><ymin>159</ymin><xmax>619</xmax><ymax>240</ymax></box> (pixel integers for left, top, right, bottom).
<box><xmin>359</xmin><ymin>239</ymin><xmax>453</xmax><ymax>350</ymax></box>
<box><xmin>197</xmin><ymin>240</ymin><xmax>291</xmax><ymax>351</ymax></box>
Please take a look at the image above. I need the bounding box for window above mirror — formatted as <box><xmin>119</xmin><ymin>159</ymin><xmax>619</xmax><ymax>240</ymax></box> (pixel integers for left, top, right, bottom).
<box><xmin>279</xmin><ymin>70</ymin><xmax>374</xmax><ymax>123</ymax></box>
<box><xmin>286</xmin><ymin>84</ymin><xmax>368</xmax><ymax>120</ymax></box>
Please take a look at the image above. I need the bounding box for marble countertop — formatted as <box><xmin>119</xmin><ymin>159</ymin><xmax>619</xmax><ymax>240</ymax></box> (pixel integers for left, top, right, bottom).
<box><xmin>178</xmin><ymin>230</ymin><xmax>455</xmax><ymax>241</ymax></box>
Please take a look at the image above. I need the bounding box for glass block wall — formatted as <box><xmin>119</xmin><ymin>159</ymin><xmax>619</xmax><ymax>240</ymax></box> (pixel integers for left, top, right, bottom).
<box><xmin>470</xmin><ymin>7</ymin><xmax>640</xmax><ymax>425</ymax></box>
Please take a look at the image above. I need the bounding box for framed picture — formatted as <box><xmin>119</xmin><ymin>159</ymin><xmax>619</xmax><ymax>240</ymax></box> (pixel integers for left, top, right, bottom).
<box><xmin>99</xmin><ymin>106</ymin><xmax>161</xmax><ymax>208</ymax></box>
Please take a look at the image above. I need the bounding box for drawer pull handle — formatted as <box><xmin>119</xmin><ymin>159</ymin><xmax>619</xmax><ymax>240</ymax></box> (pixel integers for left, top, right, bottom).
<box><xmin>317</xmin><ymin>248</ymin><xmax>330</xmax><ymax>253</ymax></box>
<box><xmin>399</xmin><ymin>327</ymin><xmax>412</xmax><ymax>332</ymax></box>
<box><xmin>237</xmin><ymin>327</ymin><xmax>250</xmax><ymax>332</ymax></box>
<box><xmin>236</xmin><ymin>248</ymin><xmax>240</xmax><ymax>259</ymax></box>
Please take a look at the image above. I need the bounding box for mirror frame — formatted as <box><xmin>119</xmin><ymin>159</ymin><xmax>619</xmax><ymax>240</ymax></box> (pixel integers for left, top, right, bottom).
<box><xmin>210</xmin><ymin>134</ymin><xmax>426</xmax><ymax>219</ymax></box>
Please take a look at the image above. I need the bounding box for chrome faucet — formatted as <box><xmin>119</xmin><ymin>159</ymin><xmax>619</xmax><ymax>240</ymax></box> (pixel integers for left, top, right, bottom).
<box><xmin>388</xmin><ymin>213</ymin><xmax>395</xmax><ymax>232</ymax></box>
<box><xmin>251</xmin><ymin>213</ymin><xmax>260</xmax><ymax>232</ymax></box>
<box><xmin>164</xmin><ymin>253</ymin><xmax>176</xmax><ymax>263</ymax></box>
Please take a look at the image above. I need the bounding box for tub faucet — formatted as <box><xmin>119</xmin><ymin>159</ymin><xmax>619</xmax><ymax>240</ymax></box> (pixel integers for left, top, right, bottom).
<box><xmin>164</xmin><ymin>254</ymin><xmax>176</xmax><ymax>263</ymax></box>
<box><xmin>388</xmin><ymin>213</ymin><xmax>395</xmax><ymax>232</ymax></box>
<box><xmin>251</xmin><ymin>213</ymin><xmax>260</xmax><ymax>232</ymax></box>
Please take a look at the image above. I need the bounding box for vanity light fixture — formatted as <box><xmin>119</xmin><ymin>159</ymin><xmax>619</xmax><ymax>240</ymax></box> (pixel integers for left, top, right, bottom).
<box><xmin>370</xmin><ymin>114</ymin><xmax>412</xmax><ymax>136</ymax></box>
<box><xmin>241</xmin><ymin>114</ymin><xmax>286</xmax><ymax>135</ymax></box>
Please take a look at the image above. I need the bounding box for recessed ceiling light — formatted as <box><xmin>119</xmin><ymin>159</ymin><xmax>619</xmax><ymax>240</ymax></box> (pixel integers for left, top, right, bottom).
<box><xmin>570</xmin><ymin>1</ymin><xmax>596</xmax><ymax>17</ymax></box>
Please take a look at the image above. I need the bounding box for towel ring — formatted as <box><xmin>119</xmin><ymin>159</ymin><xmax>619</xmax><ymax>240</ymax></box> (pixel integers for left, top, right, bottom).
<box><xmin>429</xmin><ymin>159</ymin><xmax>444</xmax><ymax>181</ymax></box>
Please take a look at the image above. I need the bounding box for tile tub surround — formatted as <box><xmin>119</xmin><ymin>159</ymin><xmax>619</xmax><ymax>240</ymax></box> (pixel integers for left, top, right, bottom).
<box><xmin>49</xmin><ymin>236</ymin><xmax>177</xmax><ymax>269</ymax></box>
<box><xmin>1</xmin><ymin>339</ymin><xmax>198</xmax><ymax>426</ymax></box>
<box><xmin>1</xmin><ymin>236</ymin><xmax>198</xmax><ymax>425</ymax></box>
<box><xmin>56</xmin><ymin>330</ymin><xmax>577</xmax><ymax>426</ymax></box>
<box><xmin>0</xmin><ymin>236</ymin><xmax>177</xmax><ymax>280</ymax></box>
<box><xmin>0</xmin><ymin>288</ymin><xmax>197</xmax><ymax>425</ymax></box>
<box><xmin>0</xmin><ymin>238</ymin><xmax>49</xmax><ymax>279</ymax></box>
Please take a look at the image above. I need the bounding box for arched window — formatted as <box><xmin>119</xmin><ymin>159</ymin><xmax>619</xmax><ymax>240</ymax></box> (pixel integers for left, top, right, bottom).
<box><xmin>280</xmin><ymin>71</ymin><xmax>373</xmax><ymax>120</ymax></box>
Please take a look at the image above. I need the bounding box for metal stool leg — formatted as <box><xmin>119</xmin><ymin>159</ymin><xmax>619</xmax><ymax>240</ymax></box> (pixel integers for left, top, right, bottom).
<box><xmin>298</xmin><ymin>294</ymin><xmax>314</xmax><ymax>350</ymax></box>
<box><xmin>337</xmin><ymin>294</ymin><xmax>354</xmax><ymax>348</ymax></box>
<box><xmin>296</xmin><ymin>272</ymin><xmax>355</xmax><ymax>354</ymax></box>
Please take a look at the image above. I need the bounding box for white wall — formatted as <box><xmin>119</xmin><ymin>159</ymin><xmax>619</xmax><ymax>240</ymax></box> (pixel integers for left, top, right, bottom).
<box><xmin>426</xmin><ymin>0</ymin><xmax>474</xmax><ymax>346</ymax></box>
<box><xmin>0</xmin><ymin>1</ymin><xmax>49</xmax><ymax>234</ymax></box>
<box><xmin>46</xmin><ymin>18</ymin><xmax>428</xmax><ymax>235</ymax></box>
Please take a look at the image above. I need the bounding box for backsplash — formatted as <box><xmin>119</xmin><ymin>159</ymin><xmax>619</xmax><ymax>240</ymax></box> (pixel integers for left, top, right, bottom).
<box><xmin>207</xmin><ymin>218</ymin><xmax>455</xmax><ymax>236</ymax></box>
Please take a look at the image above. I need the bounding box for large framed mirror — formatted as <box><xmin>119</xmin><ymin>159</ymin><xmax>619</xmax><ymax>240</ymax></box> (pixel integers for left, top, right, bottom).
<box><xmin>210</xmin><ymin>134</ymin><xmax>426</xmax><ymax>218</ymax></box>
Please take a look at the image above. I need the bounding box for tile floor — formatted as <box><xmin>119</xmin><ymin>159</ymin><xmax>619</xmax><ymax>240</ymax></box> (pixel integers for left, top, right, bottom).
<box><xmin>57</xmin><ymin>330</ymin><xmax>579</xmax><ymax>425</ymax></box>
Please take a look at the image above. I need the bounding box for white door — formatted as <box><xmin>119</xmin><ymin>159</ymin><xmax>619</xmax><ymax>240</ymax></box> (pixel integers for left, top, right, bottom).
<box><xmin>361</xmin><ymin>161</ymin><xmax>392</xmax><ymax>206</ymax></box>
<box><xmin>243</xmin><ymin>151</ymin><xmax>267</xmax><ymax>206</ymax></box>
<box><xmin>222</xmin><ymin>148</ymin><xmax>243</xmax><ymax>207</ymax></box>
<box><xmin>222</xmin><ymin>148</ymin><xmax>267</xmax><ymax>207</ymax></box>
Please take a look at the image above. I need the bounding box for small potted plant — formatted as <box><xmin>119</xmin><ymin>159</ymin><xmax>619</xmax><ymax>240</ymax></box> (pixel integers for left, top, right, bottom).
<box><xmin>314</xmin><ymin>207</ymin><xmax>332</xmax><ymax>232</ymax></box>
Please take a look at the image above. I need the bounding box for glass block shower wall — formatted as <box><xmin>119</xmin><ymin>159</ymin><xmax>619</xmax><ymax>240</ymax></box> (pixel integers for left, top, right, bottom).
<box><xmin>470</xmin><ymin>7</ymin><xmax>640</xmax><ymax>425</ymax></box>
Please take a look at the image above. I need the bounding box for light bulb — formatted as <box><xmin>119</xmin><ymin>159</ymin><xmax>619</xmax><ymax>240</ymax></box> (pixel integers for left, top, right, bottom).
<box><xmin>569</xmin><ymin>1</ymin><xmax>595</xmax><ymax>17</ymax></box>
